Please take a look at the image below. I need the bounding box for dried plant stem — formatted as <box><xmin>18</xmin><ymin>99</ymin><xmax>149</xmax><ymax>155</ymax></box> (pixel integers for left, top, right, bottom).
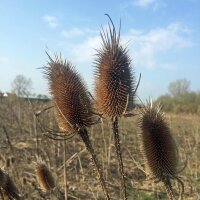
<box><xmin>2</xmin><ymin>126</ymin><xmax>14</xmax><ymax>155</ymax></box>
<box><xmin>163</xmin><ymin>179</ymin><xmax>175</xmax><ymax>200</ymax></box>
<box><xmin>79</xmin><ymin>128</ymin><xmax>110</xmax><ymax>200</ymax></box>
<box><xmin>0</xmin><ymin>189</ymin><xmax>4</xmax><ymax>200</ymax></box>
<box><xmin>100</xmin><ymin>121</ymin><xmax>108</xmax><ymax>180</ymax></box>
<box><xmin>63</xmin><ymin>140</ymin><xmax>68</xmax><ymax>200</ymax></box>
<box><xmin>34</xmin><ymin>115</ymin><xmax>39</xmax><ymax>156</ymax></box>
<box><xmin>112</xmin><ymin>116</ymin><xmax>127</xmax><ymax>200</ymax></box>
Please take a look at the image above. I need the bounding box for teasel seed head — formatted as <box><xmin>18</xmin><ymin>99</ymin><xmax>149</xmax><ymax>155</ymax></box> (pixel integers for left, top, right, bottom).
<box><xmin>138</xmin><ymin>101</ymin><xmax>178</xmax><ymax>179</ymax></box>
<box><xmin>94</xmin><ymin>15</ymin><xmax>134</xmax><ymax>118</ymax></box>
<box><xmin>0</xmin><ymin>168</ymin><xmax>7</xmax><ymax>188</ymax></box>
<box><xmin>0</xmin><ymin>168</ymin><xmax>21</xmax><ymax>200</ymax></box>
<box><xmin>43</xmin><ymin>54</ymin><xmax>95</xmax><ymax>133</ymax></box>
<box><xmin>36</xmin><ymin>162</ymin><xmax>55</xmax><ymax>192</ymax></box>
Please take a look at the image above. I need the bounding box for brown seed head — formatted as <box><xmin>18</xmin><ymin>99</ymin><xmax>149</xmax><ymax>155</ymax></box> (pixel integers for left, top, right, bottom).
<box><xmin>36</xmin><ymin>162</ymin><xmax>55</xmax><ymax>192</ymax></box>
<box><xmin>43</xmin><ymin>54</ymin><xmax>95</xmax><ymax>133</ymax></box>
<box><xmin>0</xmin><ymin>168</ymin><xmax>8</xmax><ymax>188</ymax></box>
<box><xmin>138</xmin><ymin>101</ymin><xmax>178</xmax><ymax>179</ymax></box>
<box><xmin>94</xmin><ymin>15</ymin><xmax>134</xmax><ymax>118</ymax></box>
<box><xmin>0</xmin><ymin>168</ymin><xmax>21</xmax><ymax>200</ymax></box>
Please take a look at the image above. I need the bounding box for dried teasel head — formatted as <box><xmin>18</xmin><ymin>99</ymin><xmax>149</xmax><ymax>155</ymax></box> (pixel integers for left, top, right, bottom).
<box><xmin>138</xmin><ymin>101</ymin><xmax>178</xmax><ymax>179</ymax></box>
<box><xmin>35</xmin><ymin>162</ymin><xmax>55</xmax><ymax>192</ymax></box>
<box><xmin>43</xmin><ymin>54</ymin><xmax>95</xmax><ymax>133</ymax></box>
<box><xmin>0</xmin><ymin>168</ymin><xmax>7</xmax><ymax>188</ymax></box>
<box><xmin>0</xmin><ymin>168</ymin><xmax>21</xmax><ymax>200</ymax></box>
<box><xmin>94</xmin><ymin>15</ymin><xmax>134</xmax><ymax>118</ymax></box>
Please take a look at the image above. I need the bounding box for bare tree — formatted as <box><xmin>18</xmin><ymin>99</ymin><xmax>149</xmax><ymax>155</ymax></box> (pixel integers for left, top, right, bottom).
<box><xmin>11</xmin><ymin>74</ymin><xmax>32</xmax><ymax>97</ymax></box>
<box><xmin>168</xmin><ymin>78</ymin><xmax>190</xmax><ymax>97</ymax></box>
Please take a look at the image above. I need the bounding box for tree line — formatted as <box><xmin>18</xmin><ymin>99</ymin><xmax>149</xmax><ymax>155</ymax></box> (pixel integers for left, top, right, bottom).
<box><xmin>1</xmin><ymin>75</ymin><xmax>200</xmax><ymax>114</ymax></box>
<box><xmin>156</xmin><ymin>78</ymin><xmax>200</xmax><ymax>114</ymax></box>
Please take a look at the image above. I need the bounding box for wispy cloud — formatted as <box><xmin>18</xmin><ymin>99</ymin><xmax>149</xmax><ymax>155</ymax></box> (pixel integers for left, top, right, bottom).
<box><xmin>133</xmin><ymin>0</ymin><xmax>156</xmax><ymax>7</ymax></box>
<box><xmin>61</xmin><ymin>28</ymin><xmax>97</xmax><ymax>38</ymax></box>
<box><xmin>61</xmin><ymin>28</ymin><xmax>84</xmax><ymax>38</ymax></box>
<box><xmin>60</xmin><ymin>22</ymin><xmax>192</xmax><ymax>71</ymax></box>
<box><xmin>132</xmin><ymin>0</ymin><xmax>166</xmax><ymax>11</ymax></box>
<box><xmin>122</xmin><ymin>23</ymin><xmax>192</xmax><ymax>69</ymax></box>
<box><xmin>68</xmin><ymin>36</ymin><xmax>101</xmax><ymax>63</ymax></box>
<box><xmin>43</xmin><ymin>15</ymin><xmax>59</xmax><ymax>28</ymax></box>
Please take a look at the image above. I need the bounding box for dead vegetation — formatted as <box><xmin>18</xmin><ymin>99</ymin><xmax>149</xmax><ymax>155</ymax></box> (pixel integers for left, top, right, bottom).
<box><xmin>0</xmin><ymin>96</ymin><xmax>200</xmax><ymax>199</ymax></box>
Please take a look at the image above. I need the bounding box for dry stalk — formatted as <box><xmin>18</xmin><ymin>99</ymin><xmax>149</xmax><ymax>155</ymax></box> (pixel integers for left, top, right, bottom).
<box><xmin>1</xmin><ymin>126</ymin><xmax>14</xmax><ymax>155</ymax></box>
<box><xmin>63</xmin><ymin>140</ymin><xmax>68</xmax><ymax>200</ymax></box>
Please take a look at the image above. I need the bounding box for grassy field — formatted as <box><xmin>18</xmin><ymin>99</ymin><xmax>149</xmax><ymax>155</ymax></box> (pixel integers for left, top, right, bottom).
<box><xmin>0</xmin><ymin>97</ymin><xmax>199</xmax><ymax>199</ymax></box>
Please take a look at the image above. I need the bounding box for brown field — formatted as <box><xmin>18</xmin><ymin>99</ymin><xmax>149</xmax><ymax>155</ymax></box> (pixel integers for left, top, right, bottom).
<box><xmin>0</xmin><ymin>97</ymin><xmax>199</xmax><ymax>199</ymax></box>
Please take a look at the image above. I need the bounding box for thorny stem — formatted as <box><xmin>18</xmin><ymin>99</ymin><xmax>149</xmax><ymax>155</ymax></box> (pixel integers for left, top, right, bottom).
<box><xmin>112</xmin><ymin>116</ymin><xmax>127</xmax><ymax>200</ymax></box>
<box><xmin>63</xmin><ymin>140</ymin><xmax>68</xmax><ymax>200</ymax></box>
<box><xmin>163</xmin><ymin>177</ymin><xmax>184</xmax><ymax>200</ymax></box>
<box><xmin>176</xmin><ymin>177</ymin><xmax>184</xmax><ymax>200</ymax></box>
<box><xmin>163</xmin><ymin>178</ymin><xmax>175</xmax><ymax>200</ymax></box>
<box><xmin>79</xmin><ymin>128</ymin><xmax>110</xmax><ymax>200</ymax></box>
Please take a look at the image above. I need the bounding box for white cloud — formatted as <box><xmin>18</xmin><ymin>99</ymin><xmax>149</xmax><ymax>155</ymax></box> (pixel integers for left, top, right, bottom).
<box><xmin>61</xmin><ymin>27</ymin><xmax>98</xmax><ymax>38</ymax></box>
<box><xmin>60</xmin><ymin>22</ymin><xmax>192</xmax><ymax>71</ymax></box>
<box><xmin>61</xmin><ymin>28</ymin><xmax>85</xmax><ymax>38</ymax></box>
<box><xmin>133</xmin><ymin>0</ymin><xmax>156</xmax><ymax>7</ymax></box>
<box><xmin>132</xmin><ymin>0</ymin><xmax>166</xmax><ymax>11</ymax></box>
<box><xmin>69</xmin><ymin>36</ymin><xmax>101</xmax><ymax>63</ymax></box>
<box><xmin>43</xmin><ymin>15</ymin><xmax>58</xmax><ymax>28</ymax></box>
<box><xmin>122</xmin><ymin>23</ymin><xmax>192</xmax><ymax>69</ymax></box>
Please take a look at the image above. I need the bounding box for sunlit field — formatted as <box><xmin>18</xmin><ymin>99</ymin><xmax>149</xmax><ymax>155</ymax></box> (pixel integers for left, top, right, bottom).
<box><xmin>0</xmin><ymin>97</ymin><xmax>199</xmax><ymax>199</ymax></box>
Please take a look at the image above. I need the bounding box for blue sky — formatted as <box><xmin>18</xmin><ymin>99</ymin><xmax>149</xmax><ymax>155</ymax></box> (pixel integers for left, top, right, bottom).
<box><xmin>0</xmin><ymin>0</ymin><xmax>199</xmax><ymax>100</ymax></box>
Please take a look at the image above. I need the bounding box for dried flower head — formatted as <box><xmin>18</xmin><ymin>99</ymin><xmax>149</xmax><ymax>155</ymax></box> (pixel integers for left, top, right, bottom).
<box><xmin>138</xmin><ymin>101</ymin><xmax>184</xmax><ymax>199</ymax></box>
<box><xmin>36</xmin><ymin>162</ymin><xmax>55</xmax><ymax>192</ymax></box>
<box><xmin>0</xmin><ymin>168</ymin><xmax>8</xmax><ymax>188</ymax></box>
<box><xmin>43</xmin><ymin>54</ymin><xmax>95</xmax><ymax>133</ymax></box>
<box><xmin>139</xmin><ymin>101</ymin><xmax>178</xmax><ymax>177</ymax></box>
<box><xmin>0</xmin><ymin>168</ymin><xmax>21</xmax><ymax>200</ymax></box>
<box><xmin>94</xmin><ymin>15</ymin><xmax>134</xmax><ymax>118</ymax></box>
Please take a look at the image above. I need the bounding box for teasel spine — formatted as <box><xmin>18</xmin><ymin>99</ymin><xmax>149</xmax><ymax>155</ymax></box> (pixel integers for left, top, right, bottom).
<box><xmin>44</xmin><ymin>54</ymin><xmax>110</xmax><ymax>200</ymax></box>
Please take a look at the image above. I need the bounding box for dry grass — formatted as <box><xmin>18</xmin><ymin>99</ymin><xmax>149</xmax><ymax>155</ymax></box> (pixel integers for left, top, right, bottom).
<box><xmin>0</xmin><ymin>97</ymin><xmax>200</xmax><ymax>199</ymax></box>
